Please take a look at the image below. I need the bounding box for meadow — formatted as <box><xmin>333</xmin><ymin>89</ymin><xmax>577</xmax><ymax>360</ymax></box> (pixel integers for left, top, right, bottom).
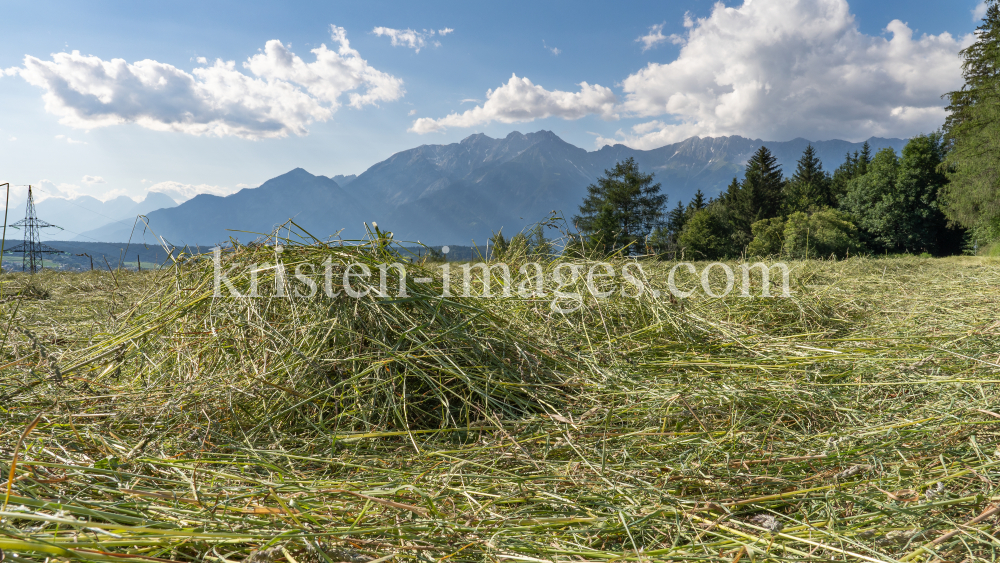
<box><xmin>1</xmin><ymin>231</ymin><xmax>999</xmax><ymax>563</ymax></box>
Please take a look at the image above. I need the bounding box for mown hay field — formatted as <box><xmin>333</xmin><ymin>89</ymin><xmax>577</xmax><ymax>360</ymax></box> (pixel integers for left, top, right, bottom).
<box><xmin>1</xmin><ymin>239</ymin><xmax>999</xmax><ymax>563</ymax></box>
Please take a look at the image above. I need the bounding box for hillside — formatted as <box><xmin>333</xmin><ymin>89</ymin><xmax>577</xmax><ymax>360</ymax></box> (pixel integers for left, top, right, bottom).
<box><xmin>76</xmin><ymin>132</ymin><xmax>906</xmax><ymax>245</ymax></box>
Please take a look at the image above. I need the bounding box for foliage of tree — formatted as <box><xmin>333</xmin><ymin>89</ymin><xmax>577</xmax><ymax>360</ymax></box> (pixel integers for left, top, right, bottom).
<box><xmin>574</xmin><ymin>157</ymin><xmax>667</xmax><ymax>254</ymax></box>
<box><xmin>676</xmin><ymin>206</ymin><xmax>733</xmax><ymax>260</ymax></box>
<box><xmin>666</xmin><ymin>202</ymin><xmax>687</xmax><ymax>236</ymax></box>
<box><xmin>747</xmin><ymin>209</ymin><xmax>863</xmax><ymax>259</ymax></box>
<box><xmin>940</xmin><ymin>0</ymin><xmax>1000</xmax><ymax>241</ymax></box>
<box><xmin>722</xmin><ymin>146</ymin><xmax>784</xmax><ymax>249</ymax></box>
<box><xmin>489</xmin><ymin>230</ymin><xmax>509</xmax><ymax>260</ymax></box>
<box><xmin>745</xmin><ymin>217</ymin><xmax>786</xmax><ymax>257</ymax></box>
<box><xmin>840</xmin><ymin>148</ymin><xmax>903</xmax><ymax>250</ymax></box>
<box><xmin>646</xmin><ymin>226</ymin><xmax>671</xmax><ymax>255</ymax></box>
<box><xmin>830</xmin><ymin>142</ymin><xmax>872</xmax><ymax>201</ymax></box>
<box><xmin>687</xmin><ymin>189</ymin><xmax>707</xmax><ymax>217</ymax></box>
<box><xmin>782</xmin><ymin>209</ymin><xmax>863</xmax><ymax>259</ymax></box>
<box><xmin>783</xmin><ymin>145</ymin><xmax>833</xmax><ymax>213</ymax></box>
<box><xmin>648</xmin><ymin>191</ymin><xmax>709</xmax><ymax>258</ymax></box>
<box><xmin>575</xmin><ymin>132</ymin><xmax>971</xmax><ymax>260</ymax></box>
<box><xmin>841</xmin><ymin>135</ymin><xmax>959</xmax><ymax>254</ymax></box>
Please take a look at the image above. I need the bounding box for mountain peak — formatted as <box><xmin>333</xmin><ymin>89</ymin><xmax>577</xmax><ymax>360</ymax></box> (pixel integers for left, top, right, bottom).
<box><xmin>460</xmin><ymin>132</ymin><xmax>491</xmax><ymax>145</ymax></box>
<box><xmin>529</xmin><ymin>130</ymin><xmax>558</xmax><ymax>139</ymax></box>
<box><xmin>278</xmin><ymin>167</ymin><xmax>316</xmax><ymax>179</ymax></box>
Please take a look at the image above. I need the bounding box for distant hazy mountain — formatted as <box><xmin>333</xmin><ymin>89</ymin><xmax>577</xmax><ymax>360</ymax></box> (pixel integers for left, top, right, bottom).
<box><xmin>78</xmin><ymin>169</ymin><xmax>370</xmax><ymax>246</ymax></box>
<box><xmin>331</xmin><ymin>174</ymin><xmax>357</xmax><ymax>187</ymax></box>
<box><xmin>9</xmin><ymin>192</ymin><xmax>176</xmax><ymax>242</ymax></box>
<box><xmin>77</xmin><ymin>131</ymin><xmax>907</xmax><ymax>246</ymax></box>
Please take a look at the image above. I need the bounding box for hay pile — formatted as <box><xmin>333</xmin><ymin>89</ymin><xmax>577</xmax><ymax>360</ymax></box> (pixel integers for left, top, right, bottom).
<box><xmin>1</xmin><ymin>235</ymin><xmax>999</xmax><ymax>562</ymax></box>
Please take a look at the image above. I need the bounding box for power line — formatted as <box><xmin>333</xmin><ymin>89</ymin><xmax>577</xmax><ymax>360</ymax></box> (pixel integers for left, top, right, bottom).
<box><xmin>29</xmin><ymin>184</ymin><xmax>147</xmax><ymax>230</ymax></box>
<box><xmin>4</xmin><ymin>185</ymin><xmax>159</xmax><ymax>245</ymax></box>
<box><xmin>0</xmin><ymin>184</ymin><xmax>177</xmax><ymax>271</ymax></box>
<box><xmin>6</xmin><ymin>186</ymin><xmax>63</xmax><ymax>273</ymax></box>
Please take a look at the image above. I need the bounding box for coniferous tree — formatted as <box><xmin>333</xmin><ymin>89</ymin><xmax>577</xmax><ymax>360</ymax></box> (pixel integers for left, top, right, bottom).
<box><xmin>721</xmin><ymin>177</ymin><xmax>741</xmax><ymax>206</ymax></box>
<box><xmin>783</xmin><ymin>144</ymin><xmax>833</xmax><ymax>212</ymax></box>
<box><xmin>831</xmin><ymin>152</ymin><xmax>856</xmax><ymax>199</ymax></box>
<box><xmin>727</xmin><ymin>146</ymin><xmax>784</xmax><ymax>248</ymax></box>
<box><xmin>575</xmin><ymin>157</ymin><xmax>667</xmax><ymax>254</ymax></box>
<box><xmin>940</xmin><ymin>0</ymin><xmax>1000</xmax><ymax>239</ymax></box>
<box><xmin>489</xmin><ymin>230</ymin><xmax>509</xmax><ymax>260</ymax></box>
<box><xmin>859</xmin><ymin>142</ymin><xmax>872</xmax><ymax>175</ymax></box>
<box><xmin>831</xmin><ymin>143</ymin><xmax>873</xmax><ymax>201</ymax></box>
<box><xmin>666</xmin><ymin>201</ymin><xmax>687</xmax><ymax>238</ymax></box>
<box><xmin>686</xmin><ymin>189</ymin><xmax>707</xmax><ymax>218</ymax></box>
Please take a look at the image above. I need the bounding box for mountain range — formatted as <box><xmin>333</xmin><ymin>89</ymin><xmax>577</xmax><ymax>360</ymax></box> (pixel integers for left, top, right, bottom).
<box><xmin>69</xmin><ymin>131</ymin><xmax>907</xmax><ymax>246</ymax></box>
<box><xmin>11</xmin><ymin>192</ymin><xmax>177</xmax><ymax>242</ymax></box>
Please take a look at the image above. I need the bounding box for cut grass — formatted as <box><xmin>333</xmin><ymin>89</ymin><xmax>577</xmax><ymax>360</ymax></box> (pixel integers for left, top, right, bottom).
<box><xmin>1</xmin><ymin>233</ymin><xmax>999</xmax><ymax>562</ymax></box>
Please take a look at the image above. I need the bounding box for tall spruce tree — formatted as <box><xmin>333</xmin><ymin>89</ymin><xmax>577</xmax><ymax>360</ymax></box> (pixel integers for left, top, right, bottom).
<box><xmin>721</xmin><ymin>177</ymin><xmax>740</xmax><ymax>205</ymax></box>
<box><xmin>667</xmin><ymin>201</ymin><xmax>688</xmax><ymax>239</ymax></box>
<box><xmin>727</xmin><ymin>146</ymin><xmax>784</xmax><ymax>247</ymax></box>
<box><xmin>783</xmin><ymin>144</ymin><xmax>833</xmax><ymax>212</ymax></box>
<box><xmin>686</xmin><ymin>189</ymin><xmax>707</xmax><ymax>217</ymax></box>
<box><xmin>859</xmin><ymin>142</ymin><xmax>872</xmax><ymax>175</ymax></box>
<box><xmin>831</xmin><ymin>142</ymin><xmax>873</xmax><ymax>201</ymax></box>
<box><xmin>941</xmin><ymin>0</ymin><xmax>1000</xmax><ymax>238</ymax></box>
<box><xmin>575</xmin><ymin>157</ymin><xmax>667</xmax><ymax>254</ymax></box>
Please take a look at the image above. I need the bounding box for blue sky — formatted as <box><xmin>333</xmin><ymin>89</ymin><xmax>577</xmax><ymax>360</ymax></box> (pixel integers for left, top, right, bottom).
<box><xmin>0</xmin><ymin>0</ymin><xmax>987</xmax><ymax>204</ymax></box>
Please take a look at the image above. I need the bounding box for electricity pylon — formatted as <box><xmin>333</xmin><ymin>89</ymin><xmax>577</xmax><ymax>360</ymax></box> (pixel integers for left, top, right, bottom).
<box><xmin>7</xmin><ymin>186</ymin><xmax>63</xmax><ymax>273</ymax></box>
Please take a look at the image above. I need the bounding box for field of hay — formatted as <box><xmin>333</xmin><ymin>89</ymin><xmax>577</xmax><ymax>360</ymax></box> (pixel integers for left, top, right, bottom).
<box><xmin>1</xmin><ymin>237</ymin><xmax>1000</xmax><ymax>563</ymax></box>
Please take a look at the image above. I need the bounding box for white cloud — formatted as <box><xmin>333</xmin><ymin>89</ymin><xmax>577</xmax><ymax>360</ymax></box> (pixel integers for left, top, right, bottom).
<box><xmin>410</xmin><ymin>74</ymin><xmax>618</xmax><ymax>133</ymax></box>
<box><xmin>974</xmin><ymin>2</ymin><xmax>989</xmax><ymax>21</ymax></box>
<box><xmin>601</xmin><ymin>0</ymin><xmax>972</xmax><ymax>149</ymax></box>
<box><xmin>372</xmin><ymin>27</ymin><xmax>447</xmax><ymax>52</ymax></box>
<box><xmin>6</xmin><ymin>25</ymin><xmax>403</xmax><ymax>140</ymax></box>
<box><xmin>196</xmin><ymin>56</ymin><xmax>208</xmax><ymax>64</ymax></box>
<box><xmin>30</xmin><ymin>180</ymin><xmax>84</xmax><ymax>201</ymax></box>
<box><xmin>244</xmin><ymin>27</ymin><xmax>404</xmax><ymax>109</ymax></box>
<box><xmin>55</xmin><ymin>134</ymin><xmax>86</xmax><ymax>144</ymax></box>
<box><xmin>82</xmin><ymin>175</ymin><xmax>106</xmax><ymax>184</ymax></box>
<box><xmin>636</xmin><ymin>23</ymin><xmax>683</xmax><ymax>52</ymax></box>
<box><xmin>408</xmin><ymin>109</ymin><xmax>417</xmax><ymax>116</ymax></box>
<box><xmin>148</xmin><ymin>181</ymin><xmax>239</xmax><ymax>202</ymax></box>
<box><xmin>543</xmin><ymin>41</ymin><xmax>561</xmax><ymax>56</ymax></box>
<box><xmin>460</xmin><ymin>98</ymin><xmax>480</xmax><ymax>103</ymax></box>
<box><xmin>235</xmin><ymin>183</ymin><xmax>252</xmax><ymax>189</ymax></box>
<box><xmin>8</xmin><ymin>136</ymin><xmax>15</xmax><ymax>141</ymax></box>
<box><xmin>98</xmin><ymin>188</ymin><xmax>131</xmax><ymax>201</ymax></box>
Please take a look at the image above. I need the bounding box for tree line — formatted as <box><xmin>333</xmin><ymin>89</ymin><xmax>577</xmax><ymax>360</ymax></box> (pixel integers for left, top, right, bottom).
<box><xmin>569</xmin><ymin>2</ymin><xmax>1000</xmax><ymax>259</ymax></box>
<box><xmin>570</xmin><ymin>136</ymin><xmax>962</xmax><ymax>259</ymax></box>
